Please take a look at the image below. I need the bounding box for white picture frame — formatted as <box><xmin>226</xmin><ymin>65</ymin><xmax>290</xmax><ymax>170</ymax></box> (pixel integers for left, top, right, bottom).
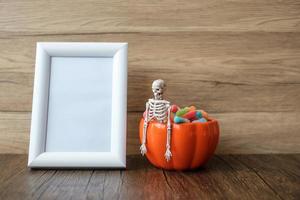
<box><xmin>28</xmin><ymin>42</ymin><xmax>128</xmax><ymax>168</ymax></box>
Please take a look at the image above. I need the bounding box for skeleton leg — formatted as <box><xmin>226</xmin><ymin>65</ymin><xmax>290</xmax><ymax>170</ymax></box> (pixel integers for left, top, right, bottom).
<box><xmin>164</xmin><ymin>106</ymin><xmax>172</xmax><ymax>161</ymax></box>
<box><xmin>140</xmin><ymin>102</ymin><xmax>149</xmax><ymax>155</ymax></box>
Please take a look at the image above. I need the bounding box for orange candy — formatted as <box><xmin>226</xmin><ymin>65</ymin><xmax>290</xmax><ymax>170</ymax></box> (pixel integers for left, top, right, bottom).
<box><xmin>189</xmin><ymin>106</ymin><xmax>196</xmax><ymax>111</ymax></box>
<box><xmin>199</xmin><ymin>110</ymin><xmax>209</xmax><ymax>119</ymax></box>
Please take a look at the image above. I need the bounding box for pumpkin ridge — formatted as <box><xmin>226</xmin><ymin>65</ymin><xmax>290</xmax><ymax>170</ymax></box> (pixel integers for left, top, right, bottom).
<box><xmin>139</xmin><ymin>118</ymin><xmax>219</xmax><ymax>170</ymax></box>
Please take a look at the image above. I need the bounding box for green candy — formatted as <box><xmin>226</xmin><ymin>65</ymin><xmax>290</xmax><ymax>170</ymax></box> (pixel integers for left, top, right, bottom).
<box><xmin>176</xmin><ymin>107</ymin><xmax>190</xmax><ymax>117</ymax></box>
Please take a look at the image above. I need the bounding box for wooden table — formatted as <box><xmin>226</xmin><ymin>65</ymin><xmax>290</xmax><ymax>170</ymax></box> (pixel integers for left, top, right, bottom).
<box><xmin>0</xmin><ymin>154</ymin><xmax>299</xmax><ymax>199</ymax></box>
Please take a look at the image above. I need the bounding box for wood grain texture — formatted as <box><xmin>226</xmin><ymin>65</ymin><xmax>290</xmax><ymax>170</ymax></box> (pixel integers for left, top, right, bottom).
<box><xmin>1</xmin><ymin>111</ymin><xmax>300</xmax><ymax>154</ymax></box>
<box><xmin>0</xmin><ymin>0</ymin><xmax>299</xmax><ymax>36</ymax></box>
<box><xmin>0</xmin><ymin>32</ymin><xmax>299</xmax><ymax>112</ymax></box>
<box><xmin>0</xmin><ymin>0</ymin><xmax>299</xmax><ymax>154</ymax></box>
<box><xmin>0</xmin><ymin>154</ymin><xmax>299</xmax><ymax>199</ymax></box>
<box><xmin>234</xmin><ymin>154</ymin><xmax>300</xmax><ymax>199</ymax></box>
<box><xmin>0</xmin><ymin>112</ymin><xmax>30</xmax><ymax>154</ymax></box>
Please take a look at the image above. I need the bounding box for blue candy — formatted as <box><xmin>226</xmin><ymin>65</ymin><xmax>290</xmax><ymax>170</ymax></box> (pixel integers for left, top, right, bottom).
<box><xmin>192</xmin><ymin>118</ymin><xmax>207</xmax><ymax>123</ymax></box>
<box><xmin>195</xmin><ymin>111</ymin><xmax>202</xmax><ymax>119</ymax></box>
<box><xmin>174</xmin><ymin>116</ymin><xmax>190</xmax><ymax>124</ymax></box>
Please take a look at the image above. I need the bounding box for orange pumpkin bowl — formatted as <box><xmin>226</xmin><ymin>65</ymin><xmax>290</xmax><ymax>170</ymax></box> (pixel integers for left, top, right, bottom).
<box><xmin>139</xmin><ymin>118</ymin><xmax>220</xmax><ymax>170</ymax></box>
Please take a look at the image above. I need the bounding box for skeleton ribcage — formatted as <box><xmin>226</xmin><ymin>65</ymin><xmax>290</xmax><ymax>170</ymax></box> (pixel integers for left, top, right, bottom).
<box><xmin>148</xmin><ymin>99</ymin><xmax>170</xmax><ymax>121</ymax></box>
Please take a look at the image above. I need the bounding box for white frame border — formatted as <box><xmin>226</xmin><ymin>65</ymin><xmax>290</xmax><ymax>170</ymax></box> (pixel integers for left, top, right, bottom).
<box><xmin>28</xmin><ymin>42</ymin><xmax>128</xmax><ymax>168</ymax></box>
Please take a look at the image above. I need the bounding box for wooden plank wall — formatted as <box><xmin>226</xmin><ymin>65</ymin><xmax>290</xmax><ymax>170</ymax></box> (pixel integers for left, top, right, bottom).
<box><xmin>0</xmin><ymin>0</ymin><xmax>299</xmax><ymax>154</ymax></box>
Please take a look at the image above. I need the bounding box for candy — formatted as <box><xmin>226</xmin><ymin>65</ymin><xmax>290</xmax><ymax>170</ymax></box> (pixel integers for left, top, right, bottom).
<box><xmin>192</xmin><ymin>118</ymin><xmax>207</xmax><ymax>123</ymax></box>
<box><xmin>199</xmin><ymin>118</ymin><xmax>207</xmax><ymax>123</ymax></box>
<box><xmin>182</xmin><ymin>110</ymin><xmax>198</xmax><ymax>120</ymax></box>
<box><xmin>173</xmin><ymin>106</ymin><xmax>209</xmax><ymax>124</ymax></box>
<box><xmin>170</xmin><ymin>104</ymin><xmax>179</xmax><ymax>113</ymax></box>
<box><xmin>199</xmin><ymin>110</ymin><xmax>208</xmax><ymax>119</ymax></box>
<box><xmin>196</xmin><ymin>111</ymin><xmax>202</xmax><ymax>119</ymax></box>
<box><xmin>176</xmin><ymin>107</ymin><xmax>190</xmax><ymax>117</ymax></box>
<box><xmin>174</xmin><ymin>116</ymin><xmax>190</xmax><ymax>123</ymax></box>
<box><xmin>189</xmin><ymin>106</ymin><xmax>196</xmax><ymax>111</ymax></box>
<box><xmin>190</xmin><ymin>116</ymin><xmax>199</xmax><ymax>121</ymax></box>
<box><xmin>144</xmin><ymin>104</ymin><xmax>209</xmax><ymax>124</ymax></box>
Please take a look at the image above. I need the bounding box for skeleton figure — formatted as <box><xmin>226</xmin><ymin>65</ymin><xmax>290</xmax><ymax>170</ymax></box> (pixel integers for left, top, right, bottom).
<box><xmin>140</xmin><ymin>79</ymin><xmax>172</xmax><ymax>161</ymax></box>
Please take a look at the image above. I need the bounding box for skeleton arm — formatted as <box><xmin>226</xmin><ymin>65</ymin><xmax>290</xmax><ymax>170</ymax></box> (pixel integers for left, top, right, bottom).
<box><xmin>164</xmin><ymin>104</ymin><xmax>172</xmax><ymax>161</ymax></box>
<box><xmin>140</xmin><ymin>102</ymin><xmax>149</xmax><ymax>155</ymax></box>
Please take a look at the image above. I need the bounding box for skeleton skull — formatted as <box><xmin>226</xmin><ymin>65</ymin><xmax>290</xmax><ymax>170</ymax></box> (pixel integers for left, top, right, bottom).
<box><xmin>152</xmin><ymin>79</ymin><xmax>165</xmax><ymax>100</ymax></box>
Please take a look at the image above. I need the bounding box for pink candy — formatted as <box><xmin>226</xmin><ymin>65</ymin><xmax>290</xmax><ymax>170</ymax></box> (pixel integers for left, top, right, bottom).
<box><xmin>170</xmin><ymin>105</ymin><xmax>179</xmax><ymax>113</ymax></box>
<box><xmin>182</xmin><ymin>110</ymin><xmax>197</xmax><ymax>119</ymax></box>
